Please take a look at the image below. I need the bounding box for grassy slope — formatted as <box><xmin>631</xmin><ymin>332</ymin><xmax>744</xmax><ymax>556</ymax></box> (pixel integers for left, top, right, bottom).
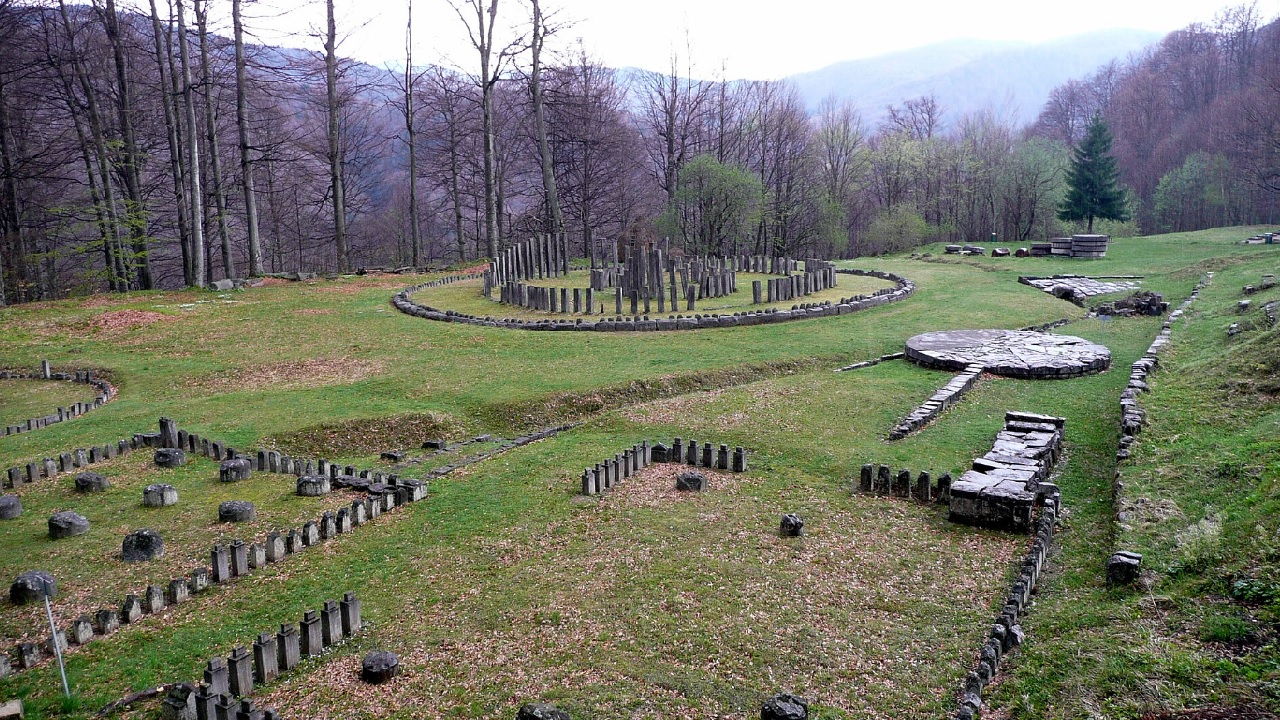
<box><xmin>0</xmin><ymin>227</ymin><xmax>1275</xmax><ymax>718</ymax></box>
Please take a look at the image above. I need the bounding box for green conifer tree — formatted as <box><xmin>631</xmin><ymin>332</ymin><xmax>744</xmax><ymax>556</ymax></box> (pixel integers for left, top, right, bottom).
<box><xmin>1058</xmin><ymin>114</ymin><xmax>1128</xmax><ymax>233</ymax></box>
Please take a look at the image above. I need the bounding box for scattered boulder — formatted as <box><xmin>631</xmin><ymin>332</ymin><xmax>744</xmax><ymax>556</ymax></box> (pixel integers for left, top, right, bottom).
<box><xmin>0</xmin><ymin>494</ymin><xmax>21</xmax><ymax>520</ymax></box>
<box><xmin>422</xmin><ymin>439</ymin><xmax>448</xmax><ymax>450</ymax></box>
<box><xmin>379</xmin><ymin>450</ymin><xmax>405</xmax><ymax>463</ymax></box>
<box><xmin>48</xmin><ymin>511</ymin><xmax>90</xmax><ymax>539</ymax></box>
<box><xmin>143</xmin><ymin>483</ymin><xmax>179</xmax><ymax>507</ymax></box>
<box><xmin>675</xmin><ymin>471</ymin><xmax>706</xmax><ymax>492</ymax></box>
<box><xmin>779</xmin><ymin>514</ymin><xmax>804</xmax><ymax>537</ymax></box>
<box><xmin>360</xmin><ymin>650</ymin><xmax>400</xmax><ymax>684</ymax></box>
<box><xmin>219</xmin><ymin>458</ymin><xmax>252</xmax><ymax>483</ymax></box>
<box><xmin>1106</xmin><ymin>551</ymin><xmax>1142</xmax><ymax>586</ymax></box>
<box><xmin>761</xmin><ymin>693</ymin><xmax>808</xmax><ymax>720</ymax></box>
<box><xmin>155</xmin><ymin>448</ymin><xmax>186</xmax><ymax>468</ymax></box>
<box><xmin>121</xmin><ymin>529</ymin><xmax>165</xmax><ymax>562</ymax></box>
<box><xmin>218</xmin><ymin>501</ymin><xmax>256</xmax><ymax>523</ymax></box>
<box><xmin>297</xmin><ymin>476</ymin><xmax>331</xmax><ymax>496</ymax></box>
<box><xmin>10</xmin><ymin>570</ymin><xmax>56</xmax><ymax>605</ymax></box>
<box><xmin>516</xmin><ymin>703</ymin><xmax>570</xmax><ymax>720</ymax></box>
<box><xmin>74</xmin><ymin>471</ymin><xmax>111</xmax><ymax>493</ymax></box>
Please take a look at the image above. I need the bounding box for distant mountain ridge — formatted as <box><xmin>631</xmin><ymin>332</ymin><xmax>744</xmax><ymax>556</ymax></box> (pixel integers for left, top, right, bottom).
<box><xmin>786</xmin><ymin>29</ymin><xmax>1161</xmax><ymax>128</ymax></box>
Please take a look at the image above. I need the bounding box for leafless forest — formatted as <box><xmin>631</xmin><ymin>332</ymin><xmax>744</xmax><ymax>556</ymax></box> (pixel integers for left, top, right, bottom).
<box><xmin>0</xmin><ymin>0</ymin><xmax>1276</xmax><ymax>303</ymax></box>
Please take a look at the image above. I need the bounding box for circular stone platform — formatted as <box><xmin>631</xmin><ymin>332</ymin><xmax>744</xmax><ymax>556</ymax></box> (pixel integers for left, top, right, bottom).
<box><xmin>904</xmin><ymin>330</ymin><xmax>1110</xmax><ymax>378</ymax></box>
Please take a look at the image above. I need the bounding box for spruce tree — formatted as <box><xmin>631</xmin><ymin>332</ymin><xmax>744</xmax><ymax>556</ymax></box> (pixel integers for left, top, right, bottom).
<box><xmin>1058</xmin><ymin>114</ymin><xmax>1128</xmax><ymax>233</ymax></box>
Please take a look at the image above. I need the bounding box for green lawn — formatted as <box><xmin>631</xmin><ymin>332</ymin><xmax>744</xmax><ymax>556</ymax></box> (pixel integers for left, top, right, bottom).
<box><xmin>1</xmin><ymin>227</ymin><xmax>1277</xmax><ymax>719</ymax></box>
<box><xmin>0</xmin><ymin>380</ymin><xmax>104</xmax><ymax>429</ymax></box>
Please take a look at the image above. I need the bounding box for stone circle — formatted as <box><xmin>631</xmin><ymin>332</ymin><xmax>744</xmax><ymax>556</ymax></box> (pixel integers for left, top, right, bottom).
<box><xmin>516</xmin><ymin>703</ymin><xmax>571</xmax><ymax>720</ymax></box>
<box><xmin>48</xmin><ymin>510</ymin><xmax>90</xmax><ymax>539</ymax></box>
<box><xmin>74</xmin><ymin>471</ymin><xmax>111</xmax><ymax>492</ymax></box>
<box><xmin>297</xmin><ymin>475</ymin><xmax>331</xmax><ymax>496</ymax></box>
<box><xmin>121</xmin><ymin>528</ymin><xmax>165</xmax><ymax>562</ymax></box>
<box><xmin>143</xmin><ymin>483</ymin><xmax>179</xmax><ymax>507</ymax></box>
<box><xmin>218</xmin><ymin>500</ymin><xmax>256</xmax><ymax>523</ymax></box>
<box><xmin>779</xmin><ymin>514</ymin><xmax>804</xmax><ymax>537</ymax></box>
<box><xmin>155</xmin><ymin>447</ymin><xmax>187</xmax><ymax>468</ymax></box>
<box><xmin>904</xmin><ymin>330</ymin><xmax>1111</xmax><ymax>378</ymax></box>
<box><xmin>360</xmin><ymin>650</ymin><xmax>400</xmax><ymax>684</ymax></box>
<box><xmin>219</xmin><ymin>458</ymin><xmax>252</xmax><ymax>482</ymax></box>
<box><xmin>9</xmin><ymin>570</ymin><xmax>57</xmax><ymax>605</ymax></box>
<box><xmin>0</xmin><ymin>494</ymin><xmax>21</xmax><ymax>520</ymax></box>
<box><xmin>675</xmin><ymin>471</ymin><xmax>707</xmax><ymax>492</ymax></box>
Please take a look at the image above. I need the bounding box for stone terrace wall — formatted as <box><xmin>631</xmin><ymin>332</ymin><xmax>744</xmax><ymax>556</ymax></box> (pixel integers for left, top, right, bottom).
<box><xmin>0</xmin><ymin>361</ymin><xmax>116</xmax><ymax>437</ymax></box>
<box><xmin>393</xmin><ymin>268</ymin><xmax>914</xmax><ymax>332</ymax></box>
<box><xmin>948</xmin><ymin>412</ymin><xmax>1064</xmax><ymax>533</ymax></box>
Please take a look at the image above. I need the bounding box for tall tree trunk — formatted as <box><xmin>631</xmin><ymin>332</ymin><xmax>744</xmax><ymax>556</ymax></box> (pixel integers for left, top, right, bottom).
<box><xmin>175</xmin><ymin>0</ymin><xmax>206</xmax><ymax>286</ymax></box>
<box><xmin>149</xmin><ymin>0</ymin><xmax>191</xmax><ymax>285</ymax></box>
<box><xmin>475</xmin><ymin>0</ymin><xmax>499</xmax><ymax>258</ymax></box>
<box><xmin>196</xmin><ymin>0</ymin><xmax>233</xmax><ymax>280</ymax></box>
<box><xmin>56</xmin><ymin>0</ymin><xmax>127</xmax><ymax>292</ymax></box>
<box><xmin>232</xmin><ymin>0</ymin><xmax>262</xmax><ymax>276</ymax></box>
<box><xmin>404</xmin><ymin>0</ymin><xmax>420</xmax><ymax>267</ymax></box>
<box><xmin>0</xmin><ymin>82</ymin><xmax>21</xmax><ymax>304</ymax></box>
<box><xmin>101</xmin><ymin>0</ymin><xmax>152</xmax><ymax>289</ymax></box>
<box><xmin>325</xmin><ymin>0</ymin><xmax>348</xmax><ymax>272</ymax></box>
<box><xmin>530</xmin><ymin>0</ymin><xmax>562</xmax><ymax>234</ymax></box>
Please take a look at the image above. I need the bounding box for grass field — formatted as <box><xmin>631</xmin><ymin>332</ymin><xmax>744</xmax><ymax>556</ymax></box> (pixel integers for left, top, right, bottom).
<box><xmin>0</xmin><ymin>380</ymin><xmax>104</xmax><ymax>429</ymax></box>
<box><xmin>1</xmin><ymin>228</ymin><xmax>1277</xmax><ymax>719</ymax></box>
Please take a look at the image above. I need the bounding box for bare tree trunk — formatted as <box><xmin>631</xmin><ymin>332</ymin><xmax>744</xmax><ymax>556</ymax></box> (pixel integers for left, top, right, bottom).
<box><xmin>101</xmin><ymin>0</ymin><xmax>152</xmax><ymax>289</ymax></box>
<box><xmin>529</xmin><ymin>0</ymin><xmax>562</xmax><ymax>234</ymax></box>
<box><xmin>55</xmin><ymin>0</ymin><xmax>127</xmax><ymax>292</ymax></box>
<box><xmin>325</xmin><ymin>0</ymin><xmax>348</xmax><ymax>272</ymax></box>
<box><xmin>0</xmin><ymin>82</ymin><xmax>20</xmax><ymax>304</ymax></box>
<box><xmin>404</xmin><ymin>0</ymin><xmax>420</xmax><ymax>267</ymax></box>
<box><xmin>176</xmin><ymin>0</ymin><xmax>206</xmax><ymax>287</ymax></box>
<box><xmin>196</xmin><ymin>0</ymin><xmax>233</xmax><ymax>280</ymax></box>
<box><xmin>150</xmin><ymin>0</ymin><xmax>192</xmax><ymax>285</ymax></box>
<box><xmin>232</xmin><ymin>0</ymin><xmax>262</xmax><ymax>276</ymax></box>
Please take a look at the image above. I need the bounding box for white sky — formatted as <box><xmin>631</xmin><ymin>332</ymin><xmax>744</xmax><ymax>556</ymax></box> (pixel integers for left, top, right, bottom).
<box><xmin>226</xmin><ymin>0</ymin><xmax>1276</xmax><ymax>78</ymax></box>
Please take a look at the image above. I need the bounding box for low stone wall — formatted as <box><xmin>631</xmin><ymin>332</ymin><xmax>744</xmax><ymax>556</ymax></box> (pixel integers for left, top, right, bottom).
<box><xmin>0</xmin><ymin>361</ymin><xmax>116</xmax><ymax>437</ymax></box>
<box><xmin>1242</xmin><ymin>231</ymin><xmax>1276</xmax><ymax>245</ymax></box>
<box><xmin>948</xmin><ymin>412</ymin><xmax>1064</xmax><ymax>533</ymax></box>
<box><xmin>579</xmin><ymin>438</ymin><xmax>747</xmax><ymax>495</ymax></box>
<box><xmin>952</xmin><ymin>507</ymin><xmax>1057</xmax><ymax>720</ymax></box>
<box><xmin>834</xmin><ymin>352</ymin><xmax>904</xmax><ymax>373</ymax></box>
<box><xmin>889</xmin><ymin>363</ymin><xmax>984</xmax><ymax>440</ymax></box>
<box><xmin>393</xmin><ymin>269</ymin><xmax>914</xmax><ymax>332</ymax></box>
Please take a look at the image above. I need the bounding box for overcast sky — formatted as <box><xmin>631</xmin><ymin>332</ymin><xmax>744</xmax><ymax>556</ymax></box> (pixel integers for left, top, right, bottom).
<box><xmin>228</xmin><ymin>0</ymin><xmax>1276</xmax><ymax>78</ymax></box>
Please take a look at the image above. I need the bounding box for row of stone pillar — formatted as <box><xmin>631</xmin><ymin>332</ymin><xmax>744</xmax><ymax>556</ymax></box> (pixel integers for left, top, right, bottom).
<box><xmin>580</xmin><ymin>439</ymin><xmax>749</xmax><ymax>495</ymax></box>
<box><xmin>0</xmin><ymin>363</ymin><xmax>115</xmax><ymax>437</ymax></box>
<box><xmin>858</xmin><ymin>464</ymin><xmax>952</xmax><ymax>503</ymax></box>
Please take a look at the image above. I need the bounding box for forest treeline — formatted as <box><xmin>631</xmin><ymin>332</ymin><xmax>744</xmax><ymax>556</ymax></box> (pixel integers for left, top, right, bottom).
<box><xmin>0</xmin><ymin>0</ymin><xmax>1276</xmax><ymax>303</ymax></box>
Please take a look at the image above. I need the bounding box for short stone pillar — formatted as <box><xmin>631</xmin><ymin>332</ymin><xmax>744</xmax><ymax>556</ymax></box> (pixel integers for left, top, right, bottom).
<box><xmin>300</xmin><ymin>611</ymin><xmax>323</xmax><ymax>658</ymax></box>
<box><xmin>321</xmin><ymin>599</ymin><xmax>343</xmax><ymax>646</ymax></box>
<box><xmin>360</xmin><ymin>650</ymin><xmax>400</xmax><ymax>684</ymax></box>
<box><xmin>69</xmin><ymin>615</ymin><xmax>94</xmax><ymax>645</ymax></box>
<box><xmin>143</xmin><ymin>484</ymin><xmax>179</xmax><ymax>507</ymax></box>
<box><xmin>48</xmin><ymin>511</ymin><xmax>90</xmax><ymax>539</ymax></box>
<box><xmin>210</xmin><ymin>545</ymin><xmax>231</xmax><ymax>583</ymax></box>
<box><xmin>265</xmin><ymin>533</ymin><xmax>286</xmax><ymax>562</ymax></box>
<box><xmin>121</xmin><ymin>594</ymin><xmax>144</xmax><ymax>623</ymax></box>
<box><xmin>154</xmin><ymin>448</ymin><xmax>186</xmax><ymax>468</ymax></box>
<box><xmin>122</xmin><ymin>529</ymin><xmax>165</xmax><ymax>562</ymax></box>
<box><xmin>227</xmin><ymin>646</ymin><xmax>253</xmax><ymax>697</ymax></box>
<box><xmin>95</xmin><ymin>608</ymin><xmax>120</xmax><ymax>634</ymax></box>
<box><xmin>341</xmin><ymin>592</ymin><xmax>362</xmax><ymax>635</ymax></box>
<box><xmin>144</xmin><ymin>584</ymin><xmax>167</xmax><ymax>614</ymax></box>
<box><xmin>253</xmin><ymin>633</ymin><xmax>279</xmax><ymax>684</ymax></box>
<box><xmin>160</xmin><ymin>681</ymin><xmax>197</xmax><ymax>720</ymax></box>
<box><xmin>203</xmin><ymin>657</ymin><xmax>230</xmax><ymax>696</ymax></box>
<box><xmin>229</xmin><ymin>541</ymin><xmax>249</xmax><ymax>576</ymax></box>
<box><xmin>779</xmin><ymin>514</ymin><xmax>804</xmax><ymax>537</ymax></box>
<box><xmin>276</xmin><ymin>624</ymin><xmax>300</xmax><ymax>672</ymax></box>
<box><xmin>761</xmin><ymin>693</ymin><xmax>808</xmax><ymax>720</ymax></box>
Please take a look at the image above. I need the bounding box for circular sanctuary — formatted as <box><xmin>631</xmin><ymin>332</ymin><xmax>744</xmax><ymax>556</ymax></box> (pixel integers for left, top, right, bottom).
<box><xmin>905</xmin><ymin>329</ymin><xmax>1111</xmax><ymax>378</ymax></box>
<box><xmin>393</xmin><ymin>234</ymin><xmax>915</xmax><ymax>332</ymax></box>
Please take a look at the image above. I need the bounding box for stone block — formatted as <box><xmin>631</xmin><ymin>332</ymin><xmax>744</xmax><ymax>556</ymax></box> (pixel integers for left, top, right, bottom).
<box><xmin>122</xmin><ymin>529</ymin><xmax>165</xmax><ymax>562</ymax></box>
<box><xmin>70</xmin><ymin>615</ymin><xmax>93</xmax><ymax>645</ymax></box>
<box><xmin>16</xmin><ymin>643</ymin><xmax>39</xmax><ymax>670</ymax></box>
<box><xmin>253</xmin><ymin>633</ymin><xmax>279</xmax><ymax>684</ymax></box>
<box><xmin>1106</xmin><ymin>551</ymin><xmax>1142</xmax><ymax>586</ymax></box>
<box><xmin>169</xmin><ymin>578</ymin><xmax>190</xmax><ymax>605</ymax></box>
<box><xmin>161</xmin><ymin>682</ymin><xmax>197</xmax><ymax>720</ymax></box>
<box><xmin>277</xmin><ymin>624</ymin><xmax>300</xmax><ymax>672</ymax></box>
<box><xmin>190</xmin><ymin>568</ymin><xmax>210</xmax><ymax>593</ymax></box>
<box><xmin>204</xmin><ymin>657</ymin><xmax>230</xmax><ymax>696</ymax></box>
<box><xmin>296</xmin><ymin>476</ymin><xmax>330</xmax><ymax>496</ymax></box>
<box><xmin>121</xmin><ymin>594</ymin><xmax>143</xmax><ymax>624</ymax></box>
<box><xmin>360</xmin><ymin>650</ymin><xmax>399</xmax><ymax>684</ymax></box>
<box><xmin>779</xmin><ymin>514</ymin><xmax>804</xmax><ymax>537</ymax></box>
<box><xmin>321</xmin><ymin>599</ymin><xmax>343</xmax><ymax>646</ymax></box>
<box><xmin>228</xmin><ymin>646</ymin><xmax>253</xmax><ymax>697</ymax></box>
<box><xmin>218</xmin><ymin>501</ymin><xmax>256</xmax><ymax>523</ymax></box>
<box><xmin>248</xmin><ymin>543</ymin><xmax>266</xmax><ymax>569</ymax></box>
<box><xmin>299</xmin><ymin>611</ymin><xmax>323</xmax><ymax>658</ymax></box>
<box><xmin>229</xmin><ymin>541</ymin><xmax>249</xmax><ymax>577</ymax></box>
<box><xmin>143</xmin><ymin>484</ymin><xmax>179</xmax><ymax>507</ymax></box>
<box><xmin>761</xmin><ymin>693</ymin><xmax>808</xmax><ymax>720</ymax></box>
<box><xmin>219</xmin><ymin>459</ymin><xmax>252</xmax><ymax>483</ymax></box>
<box><xmin>154</xmin><ymin>448</ymin><xmax>186</xmax><ymax>468</ymax></box>
<box><xmin>95</xmin><ymin>608</ymin><xmax>120</xmax><ymax>634</ymax></box>
<box><xmin>301</xmin><ymin>521</ymin><xmax>320</xmax><ymax>546</ymax></box>
<box><xmin>210</xmin><ymin>546</ymin><xmax>231</xmax><ymax>582</ymax></box>
<box><xmin>48</xmin><ymin>511</ymin><xmax>90</xmax><ymax>539</ymax></box>
<box><xmin>10</xmin><ymin>570</ymin><xmax>56</xmax><ymax>605</ymax></box>
<box><xmin>265</xmin><ymin>533</ymin><xmax>286</xmax><ymax>562</ymax></box>
<box><xmin>144</xmin><ymin>584</ymin><xmax>166</xmax><ymax>614</ymax></box>
<box><xmin>675</xmin><ymin>471</ymin><xmax>706</xmax><ymax>491</ymax></box>
<box><xmin>341</xmin><ymin>592</ymin><xmax>362</xmax><ymax>635</ymax></box>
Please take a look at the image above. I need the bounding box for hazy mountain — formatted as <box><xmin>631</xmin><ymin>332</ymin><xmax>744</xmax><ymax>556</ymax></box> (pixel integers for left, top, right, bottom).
<box><xmin>787</xmin><ymin>29</ymin><xmax>1161</xmax><ymax>128</ymax></box>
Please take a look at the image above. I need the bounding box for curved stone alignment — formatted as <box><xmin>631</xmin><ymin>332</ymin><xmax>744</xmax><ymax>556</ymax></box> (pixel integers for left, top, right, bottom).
<box><xmin>0</xmin><ymin>361</ymin><xmax>116</xmax><ymax>437</ymax></box>
<box><xmin>392</xmin><ymin>268</ymin><xmax>915</xmax><ymax>332</ymax></box>
<box><xmin>905</xmin><ymin>329</ymin><xmax>1111</xmax><ymax>378</ymax></box>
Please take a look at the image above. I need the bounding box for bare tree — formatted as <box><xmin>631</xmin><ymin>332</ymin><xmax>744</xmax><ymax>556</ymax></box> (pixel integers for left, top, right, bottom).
<box><xmin>325</xmin><ymin>0</ymin><xmax>347</xmax><ymax>271</ymax></box>
<box><xmin>528</xmin><ymin>0</ymin><xmax>562</xmax><ymax>233</ymax></box>
<box><xmin>232</xmin><ymin>0</ymin><xmax>262</xmax><ymax>276</ymax></box>
<box><xmin>175</xmin><ymin>0</ymin><xmax>206</xmax><ymax>286</ymax></box>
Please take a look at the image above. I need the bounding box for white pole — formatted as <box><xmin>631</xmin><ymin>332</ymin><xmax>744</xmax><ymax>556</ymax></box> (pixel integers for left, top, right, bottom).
<box><xmin>42</xmin><ymin>579</ymin><xmax>70</xmax><ymax>697</ymax></box>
